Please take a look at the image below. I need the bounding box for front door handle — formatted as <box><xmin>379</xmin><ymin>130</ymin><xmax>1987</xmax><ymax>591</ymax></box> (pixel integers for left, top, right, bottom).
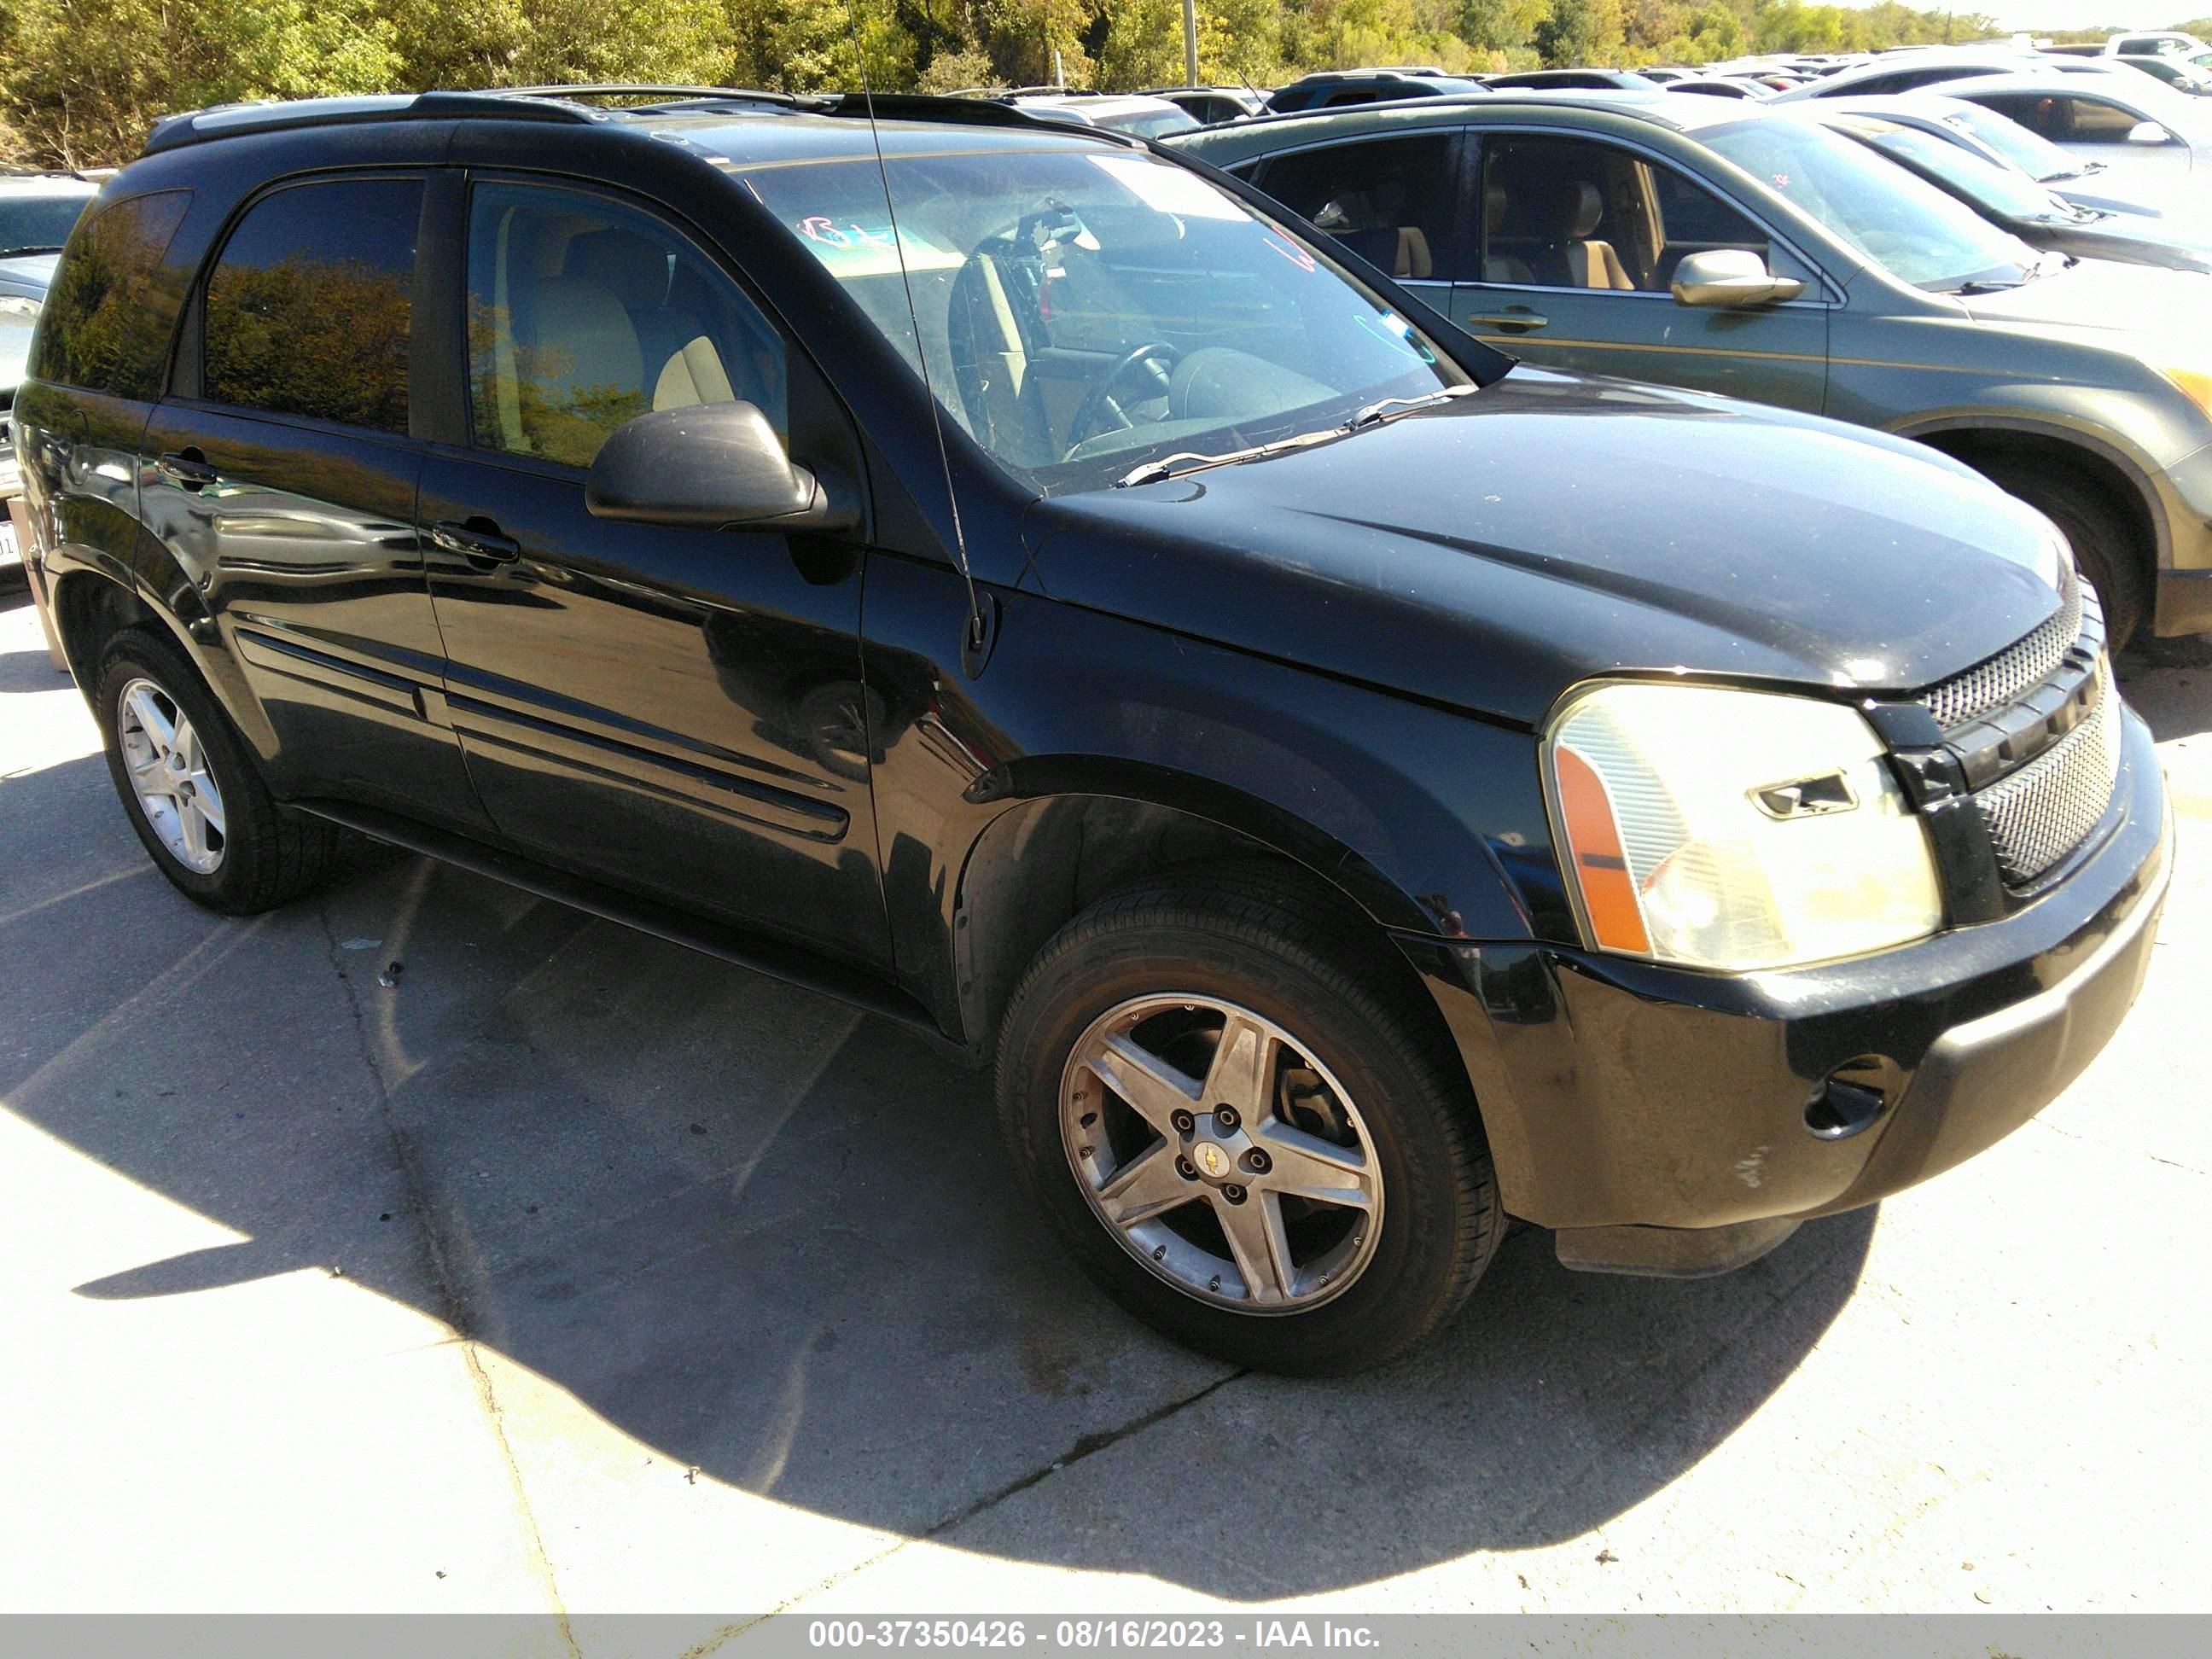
<box><xmin>430</xmin><ymin>519</ymin><xmax>521</xmax><ymax>567</ymax></box>
<box><xmin>1464</xmin><ymin>309</ymin><xmax>1550</xmax><ymax>334</ymax></box>
<box><xmin>157</xmin><ymin>449</ymin><xmax>219</xmax><ymax>490</ymax></box>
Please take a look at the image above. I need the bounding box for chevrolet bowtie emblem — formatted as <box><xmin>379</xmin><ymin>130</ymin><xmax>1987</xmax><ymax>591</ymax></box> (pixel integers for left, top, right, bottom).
<box><xmin>1197</xmin><ymin>1143</ymin><xmax>1228</xmax><ymax>1177</ymax></box>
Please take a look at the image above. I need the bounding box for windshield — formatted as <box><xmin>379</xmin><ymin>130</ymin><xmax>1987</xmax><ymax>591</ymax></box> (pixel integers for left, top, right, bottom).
<box><xmin>1934</xmin><ymin>100</ymin><xmax>2085</xmax><ymax>180</ymax></box>
<box><xmin>1098</xmin><ymin>107</ymin><xmax>1204</xmax><ymax>139</ymax></box>
<box><xmin>746</xmin><ymin>142</ymin><xmax>1468</xmax><ymax>497</ymax></box>
<box><xmin>0</xmin><ymin>193</ymin><xmax>93</xmax><ymax>258</ymax></box>
<box><xmin>1705</xmin><ymin>117</ymin><xmax>2040</xmax><ymax>290</ymax></box>
<box><xmin>1845</xmin><ymin>120</ymin><xmax>2072</xmax><ymax>219</ymax></box>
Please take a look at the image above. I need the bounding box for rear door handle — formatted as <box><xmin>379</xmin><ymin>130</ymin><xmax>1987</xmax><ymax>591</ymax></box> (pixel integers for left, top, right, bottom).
<box><xmin>1464</xmin><ymin>310</ymin><xmax>1549</xmax><ymax>334</ymax></box>
<box><xmin>157</xmin><ymin>449</ymin><xmax>219</xmax><ymax>489</ymax></box>
<box><xmin>430</xmin><ymin>519</ymin><xmax>521</xmax><ymax>567</ymax></box>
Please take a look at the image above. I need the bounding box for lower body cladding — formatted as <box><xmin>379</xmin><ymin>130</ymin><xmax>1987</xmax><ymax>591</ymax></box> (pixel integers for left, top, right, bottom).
<box><xmin>1401</xmin><ymin>707</ymin><xmax>2173</xmax><ymax>1277</ymax></box>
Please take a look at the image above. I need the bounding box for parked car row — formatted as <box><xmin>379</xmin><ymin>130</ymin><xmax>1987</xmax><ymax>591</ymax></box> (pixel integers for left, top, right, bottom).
<box><xmin>0</xmin><ymin>168</ymin><xmax>101</xmax><ymax>579</ymax></box>
<box><xmin>9</xmin><ymin>83</ymin><xmax>2180</xmax><ymax>1376</ymax></box>
<box><xmin>1168</xmin><ymin>86</ymin><xmax>2212</xmax><ymax>647</ymax></box>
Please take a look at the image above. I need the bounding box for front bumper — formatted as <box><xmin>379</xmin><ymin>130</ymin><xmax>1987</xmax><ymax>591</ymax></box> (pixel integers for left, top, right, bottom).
<box><xmin>1401</xmin><ymin>704</ymin><xmax>2171</xmax><ymax>1260</ymax></box>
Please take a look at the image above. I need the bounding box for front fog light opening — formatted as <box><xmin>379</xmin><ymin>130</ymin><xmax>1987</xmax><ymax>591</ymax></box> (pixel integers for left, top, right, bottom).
<box><xmin>1803</xmin><ymin>1056</ymin><xmax>1899</xmax><ymax>1141</ymax></box>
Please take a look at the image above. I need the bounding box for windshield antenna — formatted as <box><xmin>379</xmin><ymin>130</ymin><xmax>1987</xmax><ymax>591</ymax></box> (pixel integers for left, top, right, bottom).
<box><xmin>842</xmin><ymin>6</ymin><xmax>993</xmax><ymax>675</ymax></box>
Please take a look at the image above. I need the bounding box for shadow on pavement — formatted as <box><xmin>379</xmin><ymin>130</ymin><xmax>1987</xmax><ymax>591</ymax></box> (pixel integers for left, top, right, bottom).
<box><xmin>2119</xmin><ymin>637</ymin><xmax>2212</xmax><ymax>742</ymax></box>
<box><xmin>4</xmin><ymin>748</ymin><xmax>1874</xmax><ymax>1598</ymax></box>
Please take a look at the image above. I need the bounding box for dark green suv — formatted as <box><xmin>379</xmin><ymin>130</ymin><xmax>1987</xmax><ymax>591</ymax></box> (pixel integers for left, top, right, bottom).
<box><xmin>1173</xmin><ymin>91</ymin><xmax>2212</xmax><ymax>647</ymax></box>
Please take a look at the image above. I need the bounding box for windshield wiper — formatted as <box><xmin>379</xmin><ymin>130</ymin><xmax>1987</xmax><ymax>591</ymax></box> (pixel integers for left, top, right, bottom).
<box><xmin>1345</xmin><ymin>381</ymin><xmax>1481</xmax><ymax>429</ymax></box>
<box><xmin>1115</xmin><ymin>427</ymin><xmax>1348</xmax><ymax>488</ymax></box>
<box><xmin>0</xmin><ymin>244</ymin><xmax>64</xmax><ymax>259</ymax></box>
<box><xmin>1117</xmin><ymin>382</ymin><xmax>1481</xmax><ymax>488</ymax></box>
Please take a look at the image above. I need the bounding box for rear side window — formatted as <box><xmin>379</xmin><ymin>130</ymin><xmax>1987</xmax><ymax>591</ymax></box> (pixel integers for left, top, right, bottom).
<box><xmin>202</xmin><ymin>177</ymin><xmax>422</xmax><ymax>434</ymax></box>
<box><xmin>1259</xmin><ymin>136</ymin><xmax>1461</xmax><ymax>281</ymax></box>
<box><xmin>29</xmin><ymin>190</ymin><xmax>192</xmax><ymax>399</ymax></box>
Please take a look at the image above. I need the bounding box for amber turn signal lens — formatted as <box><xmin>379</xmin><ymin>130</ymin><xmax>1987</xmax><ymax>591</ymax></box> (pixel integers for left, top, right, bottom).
<box><xmin>1552</xmin><ymin>744</ymin><xmax>1652</xmax><ymax>956</ymax></box>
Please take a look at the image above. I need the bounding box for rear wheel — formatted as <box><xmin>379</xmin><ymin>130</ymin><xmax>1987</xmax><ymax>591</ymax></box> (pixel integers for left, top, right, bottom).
<box><xmin>996</xmin><ymin>864</ymin><xmax>1502</xmax><ymax>1375</ymax></box>
<box><xmin>94</xmin><ymin>629</ymin><xmax>337</xmax><ymax>913</ymax></box>
<box><xmin>1982</xmin><ymin>463</ymin><xmax>2147</xmax><ymax>649</ymax></box>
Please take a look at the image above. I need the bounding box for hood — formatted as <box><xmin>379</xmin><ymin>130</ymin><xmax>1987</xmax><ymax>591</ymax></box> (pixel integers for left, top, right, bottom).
<box><xmin>2056</xmin><ymin>216</ymin><xmax>2212</xmax><ymax>273</ymax></box>
<box><xmin>0</xmin><ymin>313</ymin><xmax>33</xmax><ymax>394</ymax></box>
<box><xmin>1025</xmin><ymin>370</ymin><xmax>2068</xmax><ymax>730</ymax></box>
<box><xmin>1962</xmin><ymin>253</ymin><xmax>2212</xmax><ymax>350</ymax></box>
<box><xmin>0</xmin><ymin>252</ymin><xmax>59</xmax><ymax>300</ymax></box>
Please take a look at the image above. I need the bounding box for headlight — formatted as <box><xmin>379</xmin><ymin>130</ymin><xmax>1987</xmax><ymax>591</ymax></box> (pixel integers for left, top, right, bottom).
<box><xmin>1545</xmin><ymin>682</ymin><xmax>1943</xmax><ymax>972</ymax></box>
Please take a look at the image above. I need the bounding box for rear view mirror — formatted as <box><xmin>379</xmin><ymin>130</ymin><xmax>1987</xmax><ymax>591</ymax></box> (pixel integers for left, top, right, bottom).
<box><xmin>2128</xmin><ymin>120</ymin><xmax>2174</xmax><ymax>144</ymax></box>
<box><xmin>585</xmin><ymin>401</ymin><xmax>859</xmax><ymax>533</ymax></box>
<box><xmin>1671</xmin><ymin>247</ymin><xmax>1807</xmax><ymax>309</ymax></box>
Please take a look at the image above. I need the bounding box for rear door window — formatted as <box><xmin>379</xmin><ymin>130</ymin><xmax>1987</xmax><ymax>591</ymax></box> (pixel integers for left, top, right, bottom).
<box><xmin>28</xmin><ymin>190</ymin><xmax>193</xmax><ymax>399</ymax></box>
<box><xmin>1256</xmin><ymin>135</ymin><xmax>1463</xmax><ymax>281</ymax></box>
<box><xmin>201</xmin><ymin>177</ymin><xmax>422</xmax><ymax>434</ymax></box>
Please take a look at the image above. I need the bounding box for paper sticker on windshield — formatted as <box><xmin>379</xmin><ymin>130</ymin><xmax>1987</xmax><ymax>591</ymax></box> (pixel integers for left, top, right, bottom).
<box><xmin>792</xmin><ymin>216</ymin><xmax>963</xmax><ymax>276</ymax></box>
<box><xmin>1088</xmin><ymin>155</ymin><xmax>1245</xmax><ymax>220</ymax></box>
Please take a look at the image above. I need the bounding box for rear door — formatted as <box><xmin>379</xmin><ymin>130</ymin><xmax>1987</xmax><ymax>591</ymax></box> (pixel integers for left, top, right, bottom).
<box><xmin>138</xmin><ymin>172</ymin><xmax>491</xmax><ymax>830</ymax></box>
<box><xmin>413</xmin><ymin>173</ymin><xmax>890</xmax><ymax>968</ymax></box>
<box><xmin>1450</xmin><ymin>131</ymin><xmax>1831</xmax><ymax>415</ymax></box>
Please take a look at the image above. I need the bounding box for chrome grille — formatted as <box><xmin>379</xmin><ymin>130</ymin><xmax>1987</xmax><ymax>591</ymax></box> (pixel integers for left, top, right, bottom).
<box><xmin>1922</xmin><ymin>565</ymin><xmax>2084</xmax><ymax>731</ymax></box>
<box><xmin>1975</xmin><ymin>659</ymin><xmax>2121</xmax><ymax>883</ymax></box>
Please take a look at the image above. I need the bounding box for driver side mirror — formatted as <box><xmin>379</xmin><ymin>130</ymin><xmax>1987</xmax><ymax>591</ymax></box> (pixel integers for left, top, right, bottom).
<box><xmin>585</xmin><ymin>401</ymin><xmax>858</xmax><ymax>533</ymax></box>
<box><xmin>1671</xmin><ymin>247</ymin><xmax>1807</xmax><ymax>309</ymax></box>
<box><xmin>2128</xmin><ymin>120</ymin><xmax>2174</xmax><ymax>144</ymax></box>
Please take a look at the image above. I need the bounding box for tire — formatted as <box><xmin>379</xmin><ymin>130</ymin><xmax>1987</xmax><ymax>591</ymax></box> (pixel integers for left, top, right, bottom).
<box><xmin>94</xmin><ymin>627</ymin><xmax>337</xmax><ymax>914</ymax></box>
<box><xmin>995</xmin><ymin>861</ymin><xmax>1502</xmax><ymax>1376</ymax></box>
<box><xmin>1982</xmin><ymin>463</ymin><xmax>2147</xmax><ymax>650</ymax></box>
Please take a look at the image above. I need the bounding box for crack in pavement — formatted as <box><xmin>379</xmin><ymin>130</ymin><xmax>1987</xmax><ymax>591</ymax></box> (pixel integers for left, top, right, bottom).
<box><xmin>739</xmin><ymin>1367</ymin><xmax>1250</xmax><ymax>1634</ymax></box>
<box><xmin>316</xmin><ymin>899</ymin><xmax>581</xmax><ymax>1652</ymax></box>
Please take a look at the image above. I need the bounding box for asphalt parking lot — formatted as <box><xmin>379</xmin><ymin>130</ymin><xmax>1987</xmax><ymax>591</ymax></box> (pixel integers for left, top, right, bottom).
<box><xmin>2</xmin><ymin>583</ymin><xmax>2206</xmax><ymax>1635</ymax></box>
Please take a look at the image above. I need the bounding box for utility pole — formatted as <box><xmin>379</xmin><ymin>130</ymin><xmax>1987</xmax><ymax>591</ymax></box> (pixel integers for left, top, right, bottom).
<box><xmin>1184</xmin><ymin>0</ymin><xmax>1200</xmax><ymax>85</ymax></box>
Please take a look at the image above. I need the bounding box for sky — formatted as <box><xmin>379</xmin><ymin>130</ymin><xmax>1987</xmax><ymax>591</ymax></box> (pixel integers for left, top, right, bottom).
<box><xmin>1912</xmin><ymin>1</ymin><xmax>2198</xmax><ymax>32</ymax></box>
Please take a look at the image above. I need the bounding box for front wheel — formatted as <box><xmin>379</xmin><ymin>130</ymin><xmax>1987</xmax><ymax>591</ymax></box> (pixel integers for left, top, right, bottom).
<box><xmin>996</xmin><ymin>864</ymin><xmax>1502</xmax><ymax>1375</ymax></box>
<box><xmin>1982</xmin><ymin>464</ymin><xmax>2147</xmax><ymax>649</ymax></box>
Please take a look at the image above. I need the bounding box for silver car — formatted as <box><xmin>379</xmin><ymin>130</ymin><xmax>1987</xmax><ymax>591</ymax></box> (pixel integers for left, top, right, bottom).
<box><xmin>1942</xmin><ymin>72</ymin><xmax>2212</xmax><ymax>203</ymax></box>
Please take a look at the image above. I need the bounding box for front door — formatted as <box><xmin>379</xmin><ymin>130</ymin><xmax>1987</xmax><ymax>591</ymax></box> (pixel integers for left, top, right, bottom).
<box><xmin>138</xmin><ymin>172</ymin><xmax>491</xmax><ymax>831</ymax></box>
<box><xmin>1450</xmin><ymin>134</ymin><xmax>1830</xmax><ymax>416</ymax></box>
<box><xmin>416</xmin><ymin>177</ymin><xmax>890</xmax><ymax>968</ymax></box>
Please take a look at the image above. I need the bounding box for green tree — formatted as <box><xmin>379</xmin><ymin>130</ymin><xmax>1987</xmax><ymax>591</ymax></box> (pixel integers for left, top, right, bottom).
<box><xmin>1533</xmin><ymin>0</ymin><xmax>1624</xmax><ymax>65</ymax></box>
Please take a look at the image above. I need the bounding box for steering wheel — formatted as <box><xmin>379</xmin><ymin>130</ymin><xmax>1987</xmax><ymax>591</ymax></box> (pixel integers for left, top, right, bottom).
<box><xmin>1063</xmin><ymin>341</ymin><xmax>1183</xmax><ymax>455</ymax></box>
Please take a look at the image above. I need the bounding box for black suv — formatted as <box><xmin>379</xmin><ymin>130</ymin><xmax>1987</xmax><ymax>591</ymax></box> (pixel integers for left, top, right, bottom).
<box><xmin>17</xmin><ymin>89</ymin><xmax>2170</xmax><ymax>1375</ymax></box>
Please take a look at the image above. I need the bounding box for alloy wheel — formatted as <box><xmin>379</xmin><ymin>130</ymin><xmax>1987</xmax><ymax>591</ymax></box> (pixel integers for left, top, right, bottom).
<box><xmin>116</xmin><ymin>676</ymin><xmax>227</xmax><ymax>874</ymax></box>
<box><xmin>1059</xmin><ymin>995</ymin><xmax>1383</xmax><ymax>1313</ymax></box>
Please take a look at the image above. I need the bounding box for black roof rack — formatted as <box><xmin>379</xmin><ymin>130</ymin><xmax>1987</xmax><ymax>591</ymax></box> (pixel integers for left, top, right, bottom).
<box><xmin>497</xmin><ymin>84</ymin><xmax>818</xmax><ymax>108</ymax></box>
<box><xmin>143</xmin><ymin>90</ymin><xmax>599</xmax><ymax>156</ymax></box>
<box><xmin>139</xmin><ymin>84</ymin><xmax>1126</xmax><ymax>160</ymax></box>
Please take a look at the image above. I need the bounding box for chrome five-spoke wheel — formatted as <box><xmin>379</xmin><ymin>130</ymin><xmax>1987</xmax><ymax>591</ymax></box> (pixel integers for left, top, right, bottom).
<box><xmin>1061</xmin><ymin>995</ymin><xmax>1382</xmax><ymax>1313</ymax></box>
<box><xmin>116</xmin><ymin>675</ymin><xmax>227</xmax><ymax>874</ymax></box>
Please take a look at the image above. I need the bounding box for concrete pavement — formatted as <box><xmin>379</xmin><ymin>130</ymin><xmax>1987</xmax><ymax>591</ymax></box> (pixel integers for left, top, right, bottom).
<box><xmin>2</xmin><ymin>586</ymin><xmax>2205</xmax><ymax>1637</ymax></box>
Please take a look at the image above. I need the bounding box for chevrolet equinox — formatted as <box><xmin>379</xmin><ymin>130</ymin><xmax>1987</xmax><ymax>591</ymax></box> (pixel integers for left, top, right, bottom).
<box><xmin>15</xmin><ymin>89</ymin><xmax>2171</xmax><ymax>1374</ymax></box>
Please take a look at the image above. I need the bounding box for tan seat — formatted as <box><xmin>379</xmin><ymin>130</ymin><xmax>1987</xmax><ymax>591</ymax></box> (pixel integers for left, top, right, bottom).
<box><xmin>1540</xmin><ymin>182</ymin><xmax>1634</xmax><ymax>292</ymax></box>
<box><xmin>512</xmin><ymin>276</ymin><xmax>647</xmax><ymax>464</ymax></box>
<box><xmin>1395</xmin><ymin>226</ymin><xmax>1433</xmax><ymax>279</ymax></box>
